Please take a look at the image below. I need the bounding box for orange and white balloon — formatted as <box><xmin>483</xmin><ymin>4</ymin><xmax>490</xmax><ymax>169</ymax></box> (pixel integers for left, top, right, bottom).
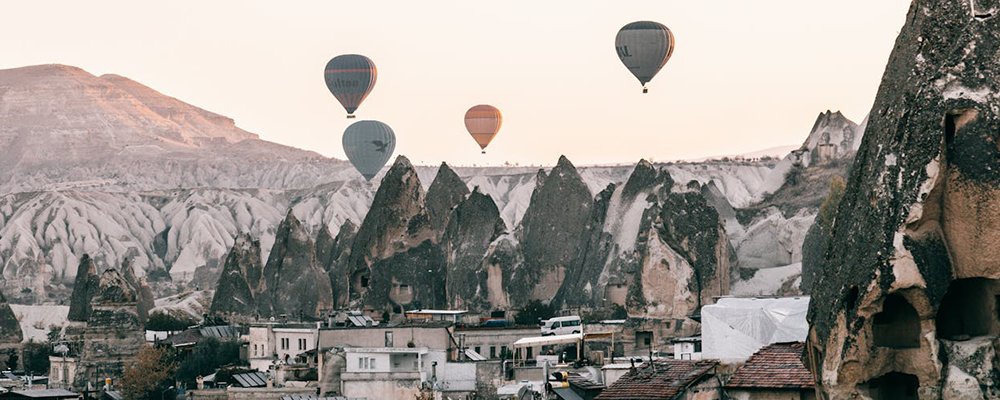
<box><xmin>464</xmin><ymin>105</ymin><xmax>502</xmax><ymax>154</ymax></box>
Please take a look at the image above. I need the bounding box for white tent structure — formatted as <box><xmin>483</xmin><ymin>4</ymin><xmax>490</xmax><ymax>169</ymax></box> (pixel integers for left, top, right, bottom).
<box><xmin>701</xmin><ymin>296</ymin><xmax>810</xmax><ymax>362</ymax></box>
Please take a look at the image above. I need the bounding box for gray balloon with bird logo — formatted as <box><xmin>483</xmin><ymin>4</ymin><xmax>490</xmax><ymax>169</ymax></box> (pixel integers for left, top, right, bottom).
<box><xmin>342</xmin><ymin>120</ymin><xmax>396</xmax><ymax>181</ymax></box>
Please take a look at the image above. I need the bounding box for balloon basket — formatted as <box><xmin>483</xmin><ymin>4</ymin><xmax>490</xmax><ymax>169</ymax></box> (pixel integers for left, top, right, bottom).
<box><xmin>347</xmin><ymin>114</ymin><xmax>356</xmax><ymax>119</ymax></box>
<box><xmin>642</xmin><ymin>87</ymin><xmax>648</xmax><ymax>94</ymax></box>
<box><xmin>481</xmin><ymin>151</ymin><xmax>486</xmax><ymax>155</ymax></box>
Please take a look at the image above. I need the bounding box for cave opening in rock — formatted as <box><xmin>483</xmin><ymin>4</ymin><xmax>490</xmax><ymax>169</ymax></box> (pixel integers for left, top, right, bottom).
<box><xmin>844</xmin><ymin>286</ymin><xmax>859</xmax><ymax>311</ymax></box>
<box><xmin>866</xmin><ymin>372</ymin><xmax>919</xmax><ymax>400</ymax></box>
<box><xmin>935</xmin><ymin>278</ymin><xmax>1000</xmax><ymax>340</ymax></box>
<box><xmin>872</xmin><ymin>294</ymin><xmax>921</xmax><ymax>348</ymax></box>
<box><xmin>351</xmin><ymin>270</ymin><xmax>371</xmax><ymax>296</ymax></box>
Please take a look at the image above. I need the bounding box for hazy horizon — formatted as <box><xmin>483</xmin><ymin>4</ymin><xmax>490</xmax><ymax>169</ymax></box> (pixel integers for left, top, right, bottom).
<box><xmin>2</xmin><ymin>1</ymin><xmax>911</xmax><ymax>166</ymax></box>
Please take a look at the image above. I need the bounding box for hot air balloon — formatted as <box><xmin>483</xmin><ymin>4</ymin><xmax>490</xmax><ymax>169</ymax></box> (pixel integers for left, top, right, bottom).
<box><xmin>615</xmin><ymin>21</ymin><xmax>675</xmax><ymax>93</ymax></box>
<box><xmin>324</xmin><ymin>54</ymin><xmax>377</xmax><ymax>118</ymax></box>
<box><xmin>342</xmin><ymin>120</ymin><xmax>395</xmax><ymax>181</ymax></box>
<box><xmin>464</xmin><ymin>105</ymin><xmax>502</xmax><ymax>154</ymax></box>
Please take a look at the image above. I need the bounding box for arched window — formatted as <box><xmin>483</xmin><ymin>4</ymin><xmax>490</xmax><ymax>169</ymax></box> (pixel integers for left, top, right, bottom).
<box><xmin>872</xmin><ymin>294</ymin><xmax>921</xmax><ymax>348</ymax></box>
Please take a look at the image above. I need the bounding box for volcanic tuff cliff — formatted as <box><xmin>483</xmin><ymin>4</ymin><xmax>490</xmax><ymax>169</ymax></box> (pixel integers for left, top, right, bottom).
<box><xmin>509</xmin><ymin>156</ymin><xmax>594</xmax><ymax>303</ymax></box>
<box><xmin>0</xmin><ymin>289</ymin><xmax>21</xmax><ymax>343</ymax></box>
<box><xmin>257</xmin><ymin>212</ymin><xmax>333</xmax><ymax>319</ymax></box>
<box><xmin>67</xmin><ymin>255</ymin><xmax>99</xmax><ymax>321</ymax></box>
<box><xmin>74</xmin><ymin>268</ymin><xmax>144</xmax><ymax>390</ymax></box>
<box><xmin>210</xmin><ymin>234</ymin><xmax>262</xmax><ymax>316</ymax></box>
<box><xmin>806</xmin><ymin>0</ymin><xmax>1000</xmax><ymax>397</ymax></box>
<box><xmin>210</xmin><ymin>154</ymin><xmax>737</xmax><ymax>326</ymax></box>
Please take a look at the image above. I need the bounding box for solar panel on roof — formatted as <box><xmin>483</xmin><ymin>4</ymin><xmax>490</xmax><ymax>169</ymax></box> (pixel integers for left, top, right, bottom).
<box><xmin>465</xmin><ymin>348</ymin><xmax>487</xmax><ymax>361</ymax></box>
<box><xmin>232</xmin><ymin>371</ymin><xmax>268</xmax><ymax>388</ymax></box>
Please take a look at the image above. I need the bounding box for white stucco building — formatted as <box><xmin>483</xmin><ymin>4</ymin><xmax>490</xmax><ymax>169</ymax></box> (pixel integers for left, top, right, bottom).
<box><xmin>248</xmin><ymin>322</ymin><xmax>320</xmax><ymax>372</ymax></box>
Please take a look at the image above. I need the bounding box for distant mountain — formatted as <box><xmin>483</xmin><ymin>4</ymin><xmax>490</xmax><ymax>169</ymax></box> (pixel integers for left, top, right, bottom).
<box><xmin>0</xmin><ymin>64</ymin><xmax>351</xmax><ymax>193</ymax></box>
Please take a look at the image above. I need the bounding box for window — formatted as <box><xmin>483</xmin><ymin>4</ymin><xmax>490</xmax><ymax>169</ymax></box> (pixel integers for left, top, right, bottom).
<box><xmin>490</xmin><ymin>346</ymin><xmax>497</xmax><ymax>359</ymax></box>
<box><xmin>694</xmin><ymin>341</ymin><xmax>702</xmax><ymax>352</ymax></box>
<box><xmin>867</xmin><ymin>372</ymin><xmax>918</xmax><ymax>400</ymax></box>
<box><xmin>370</xmin><ymin>358</ymin><xmax>376</xmax><ymax>370</ymax></box>
<box><xmin>385</xmin><ymin>332</ymin><xmax>394</xmax><ymax>347</ymax></box>
<box><xmin>474</xmin><ymin>346</ymin><xmax>481</xmax><ymax>355</ymax></box>
<box><xmin>501</xmin><ymin>346</ymin><xmax>508</xmax><ymax>358</ymax></box>
<box><xmin>281</xmin><ymin>338</ymin><xmax>289</xmax><ymax>350</ymax></box>
<box><xmin>363</xmin><ymin>357</ymin><xmax>369</xmax><ymax>369</ymax></box>
<box><xmin>873</xmin><ymin>294</ymin><xmax>920</xmax><ymax>348</ymax></box>
<box><xmin>526</xmin><ymin>347</ymin><xmax>533</xmax><ymax>359</ymax></box>
<box><xmin>298</xmin><ymin>338</ymin><xmax>306</xmax><ymax>350</ymax></box>
<box><xmin>358</xmin><ymin>358</ymin><xmax>364</xmax><ymax>369</ymax></box>
<box><xmin>936</xmin><ymin>278</ymin><xmax>998</xmax><ymax>339</ymax></box>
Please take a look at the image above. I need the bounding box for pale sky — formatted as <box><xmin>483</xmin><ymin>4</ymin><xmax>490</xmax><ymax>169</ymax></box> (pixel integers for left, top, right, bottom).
<box><xmin>1</xmin><ymin>1</ymin><xmax>912</xmax><ymax>166</ymax></box>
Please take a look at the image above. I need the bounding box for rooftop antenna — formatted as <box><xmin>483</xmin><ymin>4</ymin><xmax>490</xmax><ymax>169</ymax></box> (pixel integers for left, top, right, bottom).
<box><xmin>649</xmin><ymin>344</ymin><xmax>655</xmax><ymax>372</ymax></box>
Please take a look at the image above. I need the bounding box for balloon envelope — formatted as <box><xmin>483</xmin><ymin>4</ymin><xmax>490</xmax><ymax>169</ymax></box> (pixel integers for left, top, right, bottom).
<box><xmin>464</xmin><ymin>105</ymin><xmax>502</xmax><ymax>151</ymax></box>
<box><xmin>615</xmin><ymin>21</ymin><xmax>674</xmax><ymax>90</ymax></box>
<box><xmin>342</xmin><ymin>120</ymin><xmax>395</xmax><ymax>181</ymax></box>
<box><xmin>324</xmin><ymin>54</ymin><xmax>377</xmax><ymax>117</ymax></box>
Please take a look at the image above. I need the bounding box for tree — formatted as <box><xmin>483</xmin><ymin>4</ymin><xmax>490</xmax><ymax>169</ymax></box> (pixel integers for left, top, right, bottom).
<box><xmin>120</xmin><ymin>345</ymin><xmax>174</xmax><ymax>400</ymax></box>
<box><xmin>22</xmin><ymin>341</ymin><xmax>51</xmax><ymax>375</ymax></box>
<box><xmin>515</xmin><ymin>300</ymin><xmax>556</xmax><ymax>326</ymax></box>
<box><xmin>145</xmin><ymin>312</ymin><xmax>196</xmax><ymax>332</ymax></box>
<box><xmin>784</xmin><ymin>164</ymin><xmax>806</xmax><ymax>186</ymax></box>
<box><xmin>816</xmin><ymin>176</ymin><xmax>847</xmax><ymax>228</ymax></box>
<box><xmin>3</xmin><ymin>348</ymin><xmax>18</xmax><ymax>371</ymax></box>
<box><xmin>175</xmin><ymin>337</ymin><xmax>242</xmax><ymax>386</ymax></box>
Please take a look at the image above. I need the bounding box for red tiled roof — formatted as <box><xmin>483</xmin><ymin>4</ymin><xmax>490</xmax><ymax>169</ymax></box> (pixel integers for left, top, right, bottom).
<box><xmin>725</xmin><ymin>342</ymin><xmax>815</xmax><ymax>389</ymax></box>
<box><xmin>595</xmin><ymin>360</ymin><xmax>718</xmax><ymax>400</ymax></box>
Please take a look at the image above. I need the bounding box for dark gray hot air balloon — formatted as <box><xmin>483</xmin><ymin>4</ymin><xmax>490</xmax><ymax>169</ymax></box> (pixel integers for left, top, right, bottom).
<box><xmin>342</xmin><ymin>120</ymin><xmax>395</xmax><ymax>181</ymax></box>
<box><xmin>324</xmin><ymin>54</ymin><xmax>377</xmax><ymax>118</ymax></box>
<box><xmin>615</xmin><ymin>21</ymin><xmax>675</xmax><ymax>93</ymax></box>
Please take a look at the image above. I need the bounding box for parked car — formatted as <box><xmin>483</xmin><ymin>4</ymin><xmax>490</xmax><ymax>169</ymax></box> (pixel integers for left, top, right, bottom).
<box><xmin>481</xmin><ymin>319</ymin><xmax>510</xmax><ymax>328</ymax></box>
<box><xmin>540</xmin><ymin>316</ymin><xmax>582</xmax><ymax>336</ymax></box>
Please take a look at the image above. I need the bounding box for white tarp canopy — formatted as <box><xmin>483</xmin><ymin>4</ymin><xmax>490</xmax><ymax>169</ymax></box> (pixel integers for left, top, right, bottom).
<box><xmin>513</xmin><ymin>333</ymin><xmax>583</xmax><ymax>348</ymax></box>
<box><xmin>701</xmin><ymin>296</ymin><xmax>810</xmax><ymax>362</ymax></box>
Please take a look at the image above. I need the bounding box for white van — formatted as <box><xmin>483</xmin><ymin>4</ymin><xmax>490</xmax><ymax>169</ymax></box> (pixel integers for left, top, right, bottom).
<box><xmin>540</xmin><ymin>316</ymin><xmax>582</xmax><ymax>336</ymax></box>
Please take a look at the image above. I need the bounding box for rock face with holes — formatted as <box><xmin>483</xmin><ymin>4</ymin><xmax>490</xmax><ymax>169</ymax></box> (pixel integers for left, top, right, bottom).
<box><xmin>342</xmin><ymin>156</ymin><xmax>441</xmax><ymax>311</ymax></box>
<box><xmin>74</xmin><ymin>268</ymin><xmax>145</xmax><ymax>390</ymax></box>
<box><xmin>806</xmin><ymin>0</ymin><xmax>1000</xmax><ymax>397</ymax></box>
